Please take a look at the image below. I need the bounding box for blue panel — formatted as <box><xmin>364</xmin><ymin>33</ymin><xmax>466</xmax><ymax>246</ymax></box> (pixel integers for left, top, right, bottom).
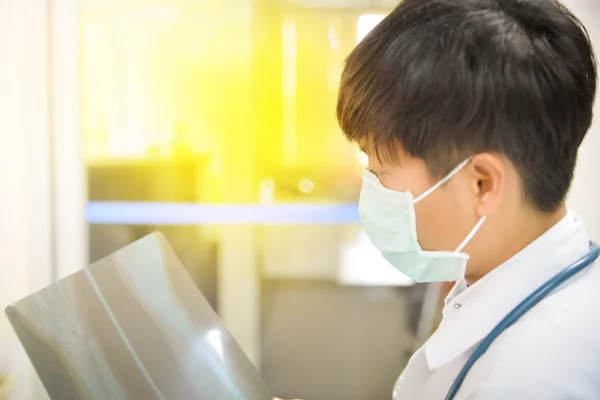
<box><xmin>87</xmin><ymin>202</ymin><xmax>360</xmax><ymax>225</ymax></box>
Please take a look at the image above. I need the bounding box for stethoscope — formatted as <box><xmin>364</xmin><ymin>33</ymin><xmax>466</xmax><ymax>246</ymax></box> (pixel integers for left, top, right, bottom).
<box><xmin>445</xmin><ymin>241</ymin><xmax>600</xmax><ymax>400</ymax></box>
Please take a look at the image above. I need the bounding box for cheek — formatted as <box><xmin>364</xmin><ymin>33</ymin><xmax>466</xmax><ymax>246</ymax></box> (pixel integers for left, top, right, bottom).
<box><xmin>414</xmin><ymin>191</ymin><xmax>470</xmax><ymax>251</ymax></box>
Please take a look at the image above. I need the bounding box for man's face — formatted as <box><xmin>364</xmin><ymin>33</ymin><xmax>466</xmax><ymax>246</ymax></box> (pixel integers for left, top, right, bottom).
<box><xmin>366</xmin><ymin>151</ymin><xmax>479</xmax><ymax>253</ymax></box>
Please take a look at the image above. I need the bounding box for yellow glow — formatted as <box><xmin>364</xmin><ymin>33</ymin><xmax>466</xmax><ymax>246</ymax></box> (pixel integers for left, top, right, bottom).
<box><xmin>298</xmin><ymin>178</ymin><xmax>315</xmax><ymax>194</ymax></box>
<box><xmin>282</xmin><ymin>15</ymin><xmax>298</xmax><ymax>166</ymax></box>
<box><xmin>259</xmin><ymin>178</ymin><xmax>276</xmax><ymax>204</ymax></box>
<box><xmin>82</xmin><ymin>2</ymin><xmax>379</xmax><ymax>203</ymax></box>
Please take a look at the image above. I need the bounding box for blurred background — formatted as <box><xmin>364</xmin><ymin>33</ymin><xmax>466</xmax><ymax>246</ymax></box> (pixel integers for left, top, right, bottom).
<box><xmin>0</xmin><ymin>0</ymin><xmax>599</xmax><ymax>399</ymax></box>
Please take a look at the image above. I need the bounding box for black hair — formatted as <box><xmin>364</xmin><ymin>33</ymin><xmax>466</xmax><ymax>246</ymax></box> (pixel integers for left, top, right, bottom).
<box><xmin>337</xmin><ymin>0</ymin><xmax>596</xmax><ymax>212</ymax></box>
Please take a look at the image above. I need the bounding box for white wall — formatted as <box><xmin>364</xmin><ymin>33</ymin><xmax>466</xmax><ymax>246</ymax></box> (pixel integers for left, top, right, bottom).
<box><xmin>0</xmin><ymin>0</ymin><xmax>85</xmax><ymax>398</ymax></box>
<box><xmin>566</xmin><ymin>0</ymin><xmax>600</xmax><ymax>241</ymax></box>
<box><xmin>52</xmin><ymin>0</ymin><xmax>88</xmax><ymax>280</ymax></box>
<box><xmin>0</xmin><ymin>1</ymin><xmax>53</xmax><ymax>398</ymax></box>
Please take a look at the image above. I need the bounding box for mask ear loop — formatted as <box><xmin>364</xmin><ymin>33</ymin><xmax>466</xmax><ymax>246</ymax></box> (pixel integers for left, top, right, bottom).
<box><xmin>455</xmin><ymin>216</ymin><xmax>487</xmax><ymax>253</ymax></box>
<box><xmin>414</xmin><ymin>158</ymin><xmax>472</xmax><ymax>204</ymax></box>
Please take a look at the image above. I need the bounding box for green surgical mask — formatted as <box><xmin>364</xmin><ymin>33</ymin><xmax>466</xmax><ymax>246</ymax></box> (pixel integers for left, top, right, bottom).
<box><xmin>358</xmin><ymin>158</ymin><xmax>486</xmax><ymax>283</ymax></box>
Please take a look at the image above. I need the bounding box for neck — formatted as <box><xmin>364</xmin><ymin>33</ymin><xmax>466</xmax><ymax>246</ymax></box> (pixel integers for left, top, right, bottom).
<box><xmin>465</xmin><ymin>206</ymin><xmax>567</xmax><ymax>285</ymax></box>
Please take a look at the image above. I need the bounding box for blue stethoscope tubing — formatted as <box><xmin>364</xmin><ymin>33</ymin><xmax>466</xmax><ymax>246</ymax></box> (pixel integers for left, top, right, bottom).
<box><xmin>445</xmin><ymin>241</ymin><xmax>600</xmax><ymax>400</ymax></box>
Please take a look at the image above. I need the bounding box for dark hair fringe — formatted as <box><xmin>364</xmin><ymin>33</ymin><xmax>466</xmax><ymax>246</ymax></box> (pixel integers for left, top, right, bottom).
<box><xmin>337</xmin><ymin>0</ymin><xmax>596</xmax><ymax>212</ymax></box>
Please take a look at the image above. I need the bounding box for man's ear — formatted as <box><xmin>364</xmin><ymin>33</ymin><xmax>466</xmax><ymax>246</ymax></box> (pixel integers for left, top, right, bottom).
<box><xmin>469</xmin><ymin>153</ymin><xmax>506</xmax><ymax>217</ymax></box>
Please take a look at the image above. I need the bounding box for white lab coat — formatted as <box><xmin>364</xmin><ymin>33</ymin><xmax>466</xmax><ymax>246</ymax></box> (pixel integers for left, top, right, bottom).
<box><xmin>393</xmin><ymin>211</ymin><xmax>600</xmax><ymax>399</ymax></box>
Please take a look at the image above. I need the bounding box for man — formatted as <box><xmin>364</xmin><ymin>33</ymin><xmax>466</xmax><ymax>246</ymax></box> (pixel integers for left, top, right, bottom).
<box><xmin>334</xmin><ymin>0</ymin><xmax>599</xmax><ymax>398</ymax></box>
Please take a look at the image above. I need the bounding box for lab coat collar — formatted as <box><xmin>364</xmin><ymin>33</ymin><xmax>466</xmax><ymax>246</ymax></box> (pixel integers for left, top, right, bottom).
<box><xmin>425</xmin><ymin>211</ymin><xmax>590</xmax><ymax>371</ymax></box>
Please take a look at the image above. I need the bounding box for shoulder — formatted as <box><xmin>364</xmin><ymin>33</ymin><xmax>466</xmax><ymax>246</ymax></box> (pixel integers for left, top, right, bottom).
<box><xmin>459</xmin><ymin>265</ymin><xmax>600</xmax><ymax>399</ymax></box>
